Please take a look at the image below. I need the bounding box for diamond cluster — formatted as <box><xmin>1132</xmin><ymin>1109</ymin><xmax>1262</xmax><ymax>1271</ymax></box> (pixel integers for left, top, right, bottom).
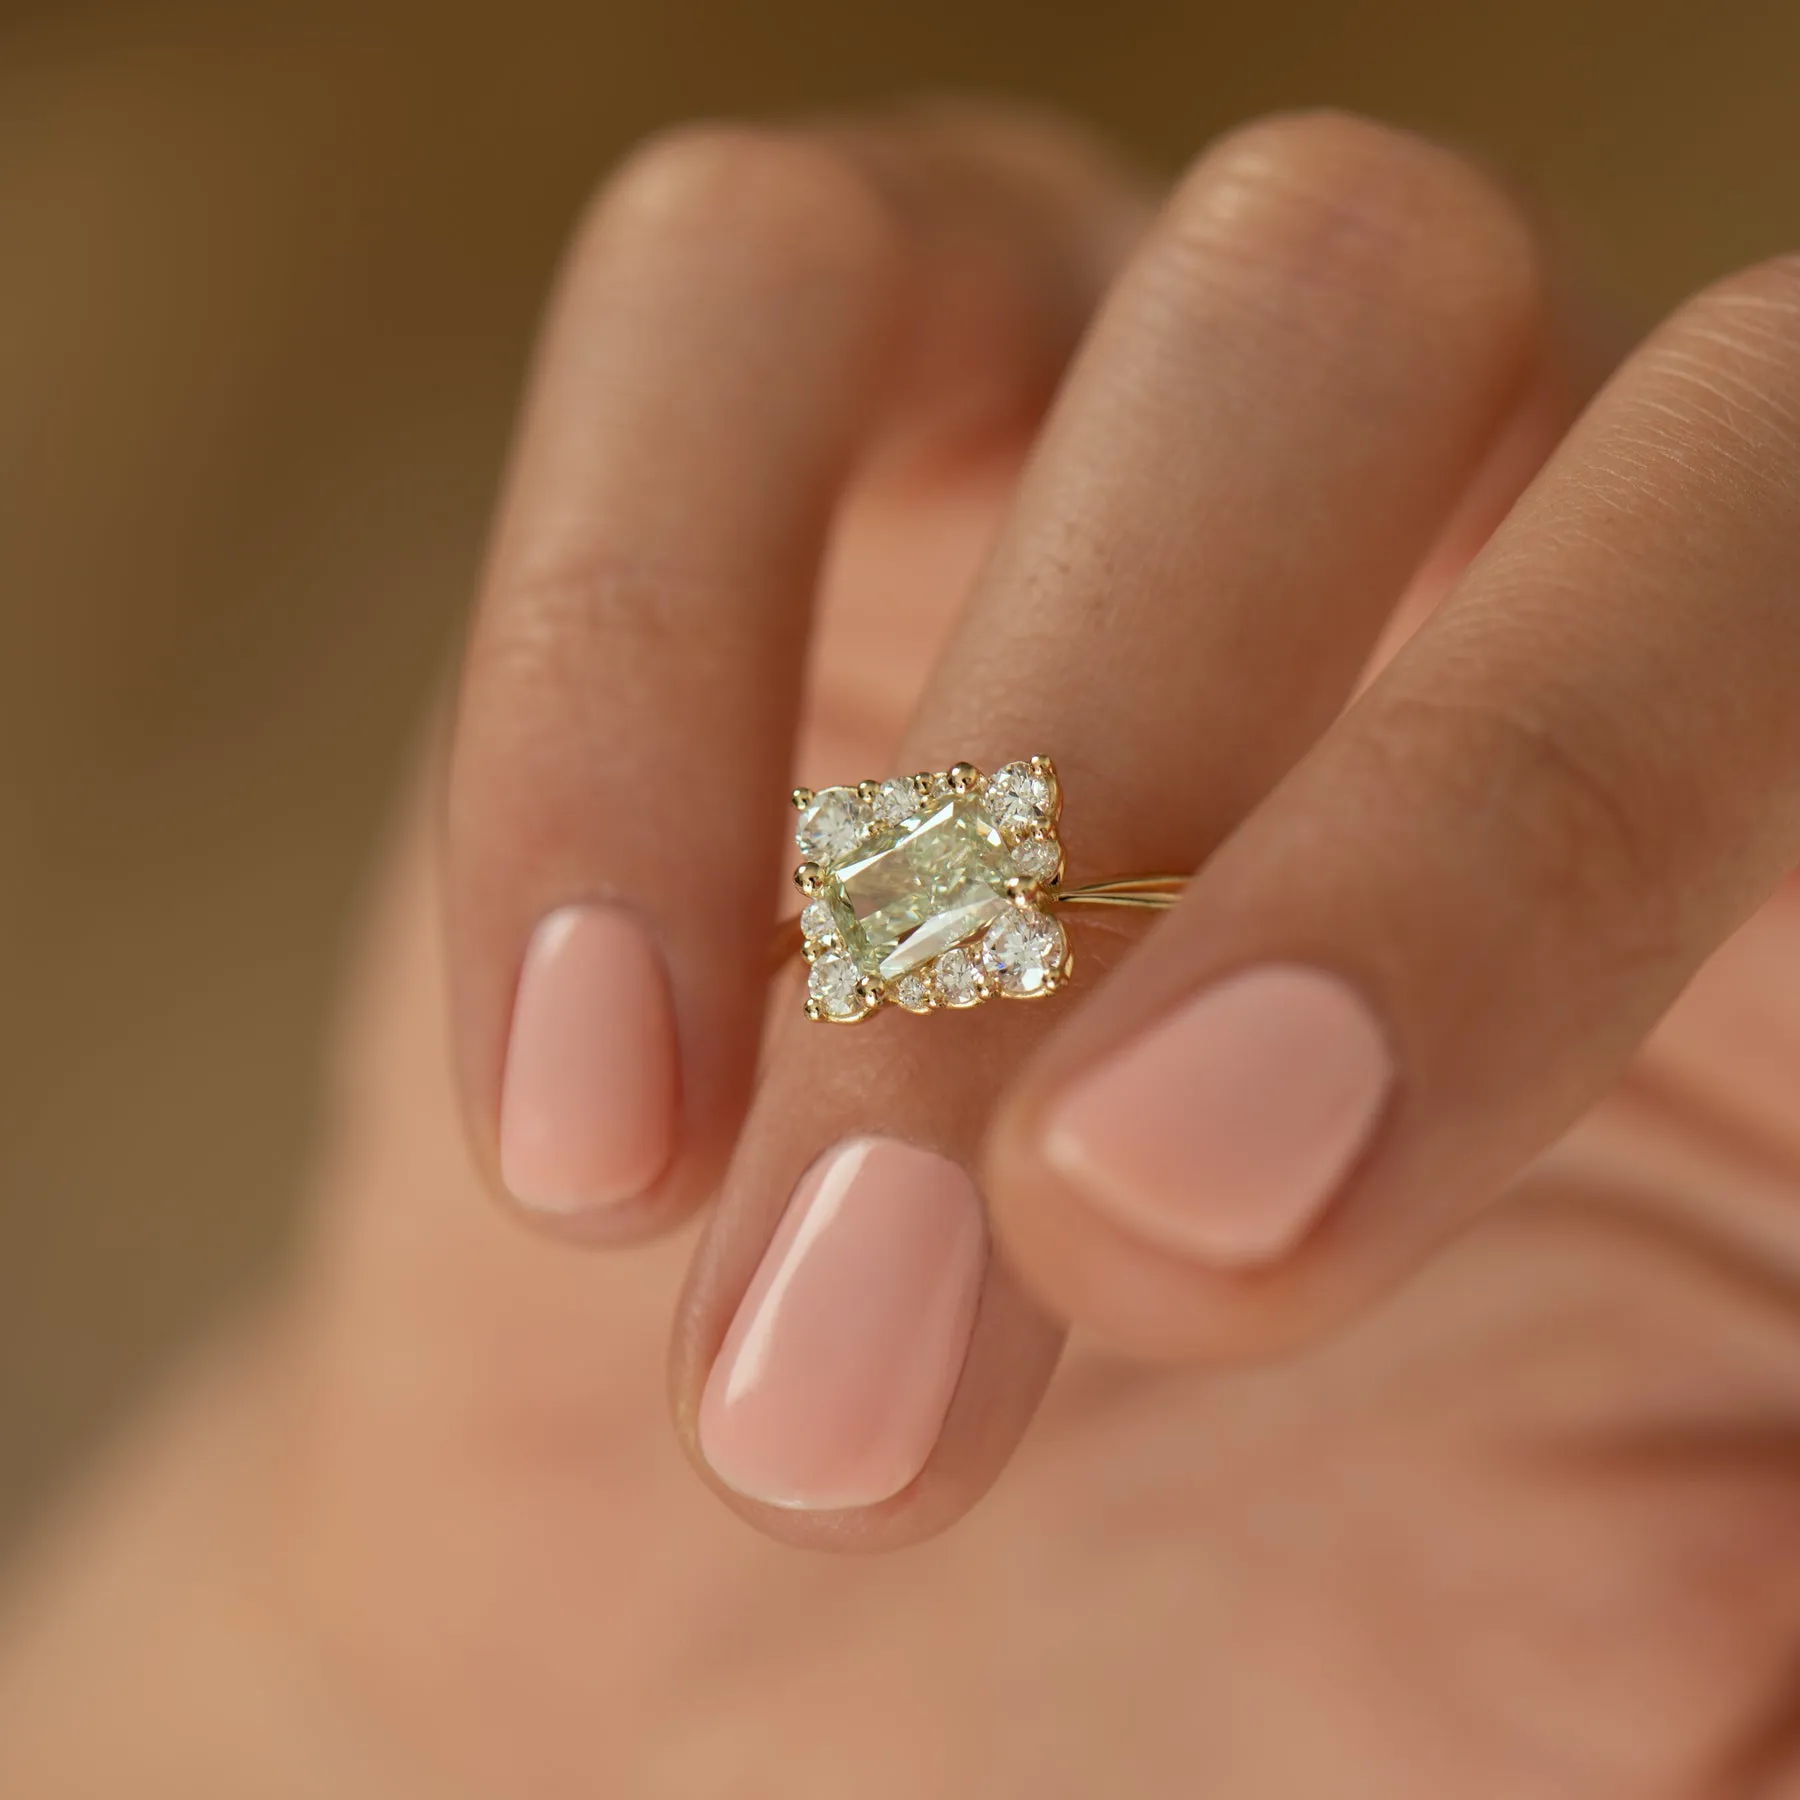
<box><xmin>793</xmin><ymin>759</ymin><xmax>1071</xmax><ymax>1023</ymax></box>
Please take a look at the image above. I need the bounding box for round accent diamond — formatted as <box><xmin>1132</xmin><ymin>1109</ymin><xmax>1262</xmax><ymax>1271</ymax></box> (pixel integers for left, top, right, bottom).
<box><xmin>1011</xmin><ymin>835</ymin><xmax>1061</xmax><ymax>884</ymax></box>
<box><xmin>894</xmin><ymin>970</ymin><xmax>933</xmax><ymax>1012</ymax></box>
<box><xmin>872</xmin><ymin>776</ymin><xmax>919</xmax><ymax>828</ymax></box>
<box><xmin>986</xmin><ymin>761</ymin><xmax>1054</xmax><ymax>836</ymax></box>
<box><xmin>800</xmin><ymin>898</ymin><xmax>838</xmax><ymax>944</ymax></box>
<box><xmin>933</xmin><ymin>947</ymin><xmax>982</xmax><ymax>1008</ymax></box>
<box><xmin>981</xmin><ymin>907</ymin><xmax>1066</xmax><ymax>997</ymax></box>
<box><xmin>808</xmin><ymin>952</ymin><xmax>865</xmax><ymax>1019</ymax></box>
<box><xmin>795</xmin><ymin>787</ymin><xmax>867</xmax><ymax>865</ymax></box>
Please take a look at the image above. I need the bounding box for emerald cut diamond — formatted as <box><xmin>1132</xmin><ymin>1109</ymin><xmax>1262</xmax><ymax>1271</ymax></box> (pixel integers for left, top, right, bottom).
<box><xmin>793</xmin><ymin>759</ymin><xmax>1069</xmax><ymax>1022</ymax></box>
<box><xmin>837</xmin><ymin>795</ymin><xmax>1011</xmax><ymax>979</ymax></box>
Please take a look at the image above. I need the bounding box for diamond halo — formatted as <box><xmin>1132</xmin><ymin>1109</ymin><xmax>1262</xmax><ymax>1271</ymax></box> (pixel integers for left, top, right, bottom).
<box><xmin>791</xmin><ymin>758</ymin><xmax>1074</xmax><ymax>1023</ymax></box>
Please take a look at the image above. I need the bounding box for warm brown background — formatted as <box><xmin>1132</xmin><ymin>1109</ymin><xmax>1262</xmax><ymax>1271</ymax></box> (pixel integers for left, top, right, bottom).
<box><xmin>3</xmin><ymin>0</ymin><xmax>1799</xmax><ymax>1542</ymax></box>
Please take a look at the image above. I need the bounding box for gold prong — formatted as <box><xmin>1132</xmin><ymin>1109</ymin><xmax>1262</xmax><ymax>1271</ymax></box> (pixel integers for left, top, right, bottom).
<box><xmin>791</xmin><ymin>786</ymin><xmax>814</xmax><ymax>811</ymax></box>
<box><xmin>1003</xmin><ymin>876</ymin><xmax>1028</xmax><ymax>899</ymax></box>
<box><xmin>1029</xmin><ymin>754</ymin><xmax>1056</xmax><ymax>776</ymax></box>
<box><xmin>948</xmin><ymin>761</ymin><xmax>980</xmax><ymax>793</ymax></box>
<box><xmin>856</xmin><ymin>780</ymin><xmax>880</xmax><ymax>803</ymax></box>
<box><xmin>804</xmin><ymin>998</ymin><xmax>825</xmax><ymax>1021</ymax></box>
<box><xmin>794</xmin><ymin>861</ymin><xmax>825</xmax><ymax>894</ymax></box>
<box><xmin>854</xmin><ymin>976</ymin><xmax>884</xmax><ymax>1009</ymax></box>
<box><xmin>910</xmin><ymin>771</ymin><xmax>934</xmax><ymax>797</ymax></box>
<box><xmin>800</xmin><ymin>940</ymin><xmax>819</xmax><ymax>963</ymax></box>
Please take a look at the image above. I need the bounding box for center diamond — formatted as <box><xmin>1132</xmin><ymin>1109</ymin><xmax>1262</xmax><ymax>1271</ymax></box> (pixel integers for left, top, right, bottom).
<box><xmin>833</xmin><ymin>795</ymin><xmax>1012</xmax><ymax>980</ymax></box>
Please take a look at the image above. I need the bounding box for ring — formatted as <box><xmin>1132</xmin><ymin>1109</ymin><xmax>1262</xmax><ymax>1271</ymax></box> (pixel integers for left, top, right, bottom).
<box><xmin>783</xmin><ymin>757</ymin><xmax>1186</xmax><ymax>1023</ymax></box>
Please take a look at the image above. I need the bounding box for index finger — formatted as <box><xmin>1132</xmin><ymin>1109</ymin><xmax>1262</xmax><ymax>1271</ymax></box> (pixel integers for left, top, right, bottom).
<box><xmin>448</xmin><ymin>114</ymin><xmax>1144</xmax><ymax>1236</ymax></box>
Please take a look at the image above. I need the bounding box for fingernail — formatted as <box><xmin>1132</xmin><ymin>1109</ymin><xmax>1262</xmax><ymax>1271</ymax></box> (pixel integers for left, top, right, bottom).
<box><xmin>698</xmin><ymin>1138</ymin><xmax>986</xmax><ymax>1511</ymax></box>
<box><xmin>1041</xmin><ymin>964</ymin><xmax>1392</xmax><ymax>1267</ymax></box>
<box><xmin>498</xmin><ymin>904</ymin><xmax>678</xmax><ymax>1213</ymax></box>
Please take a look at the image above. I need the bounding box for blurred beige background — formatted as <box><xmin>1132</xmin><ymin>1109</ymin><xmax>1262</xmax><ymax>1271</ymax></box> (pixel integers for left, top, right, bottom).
<box><xmin>3</xmin><ymin>0</ymin><xmax>1800</xmax><ymax>1542</ymax></box>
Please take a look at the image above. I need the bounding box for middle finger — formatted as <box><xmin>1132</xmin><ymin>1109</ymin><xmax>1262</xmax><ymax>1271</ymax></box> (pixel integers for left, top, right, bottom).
<box><xmin>679</xmin><ymin>112</ymin><xmax>1549</xmax><ymax>1543</ymax></box>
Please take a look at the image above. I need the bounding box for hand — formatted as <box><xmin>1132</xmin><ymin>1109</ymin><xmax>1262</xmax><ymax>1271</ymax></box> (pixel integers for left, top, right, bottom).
<box><xmin>10</xmin><ymin>101</ymin><xmax>1800</xmax><ymax>1797</ymax></box>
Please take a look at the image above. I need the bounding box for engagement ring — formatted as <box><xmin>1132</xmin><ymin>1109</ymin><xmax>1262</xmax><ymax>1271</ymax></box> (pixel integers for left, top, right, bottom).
<box><xmin>785</xmin><ymin>757</ymin><xmax>1185</xmax><ymax>1023</ymax></box>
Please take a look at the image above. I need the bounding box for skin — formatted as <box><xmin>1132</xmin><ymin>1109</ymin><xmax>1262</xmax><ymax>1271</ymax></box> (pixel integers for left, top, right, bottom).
<box><xmin>9</xmin><ymin>101</ymin><xmax>1800</xmax><ymax>1794</ymax></box>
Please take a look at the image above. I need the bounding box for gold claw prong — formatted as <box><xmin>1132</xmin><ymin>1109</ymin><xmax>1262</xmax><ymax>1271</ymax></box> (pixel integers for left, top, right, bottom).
<box><xmin>856</xmin><ymin>780</ymin><xmax>880</xmax><ymax>803</ymax></box>
<box><xmin>854</xmin><ymin>976</ymin><xmax>884</xmax><ymax>1008</ymax></box>
<box><xmin>800</xmin><ymin>940</ymin><xmax>819</xmax><ymax>963</ymax></box>
<box><xmin>804</xmin><ymin>998</ymin><xmax>825</xmax><ymax>1021</ymax></box>
<box><xmin>794</xmin><ymin>862</ymin><xmax>825</xmax><ymax>894</ymax></box>
<box><xmin>910</xmin><ymin>771</ymin><xmax>933</xmax><ymax>797</ymax></box>
<box><xmin>791</xmin><ymin>786</ymin><xmax>814</xmax><ymax>811</ymax></box>
<box><xmin>948</xmin><ymin>761</ymin><xmax>980</xmax><ymax>794</ymax></box>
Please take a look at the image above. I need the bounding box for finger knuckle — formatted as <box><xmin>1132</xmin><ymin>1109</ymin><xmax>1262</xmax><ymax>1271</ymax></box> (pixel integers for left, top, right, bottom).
<box><xmin>1366</xmin><ymin>683</ymin><xmax>1663</xmax><ymax>932</ymax></box>
<box><xmin>484</xmin><ymin>548</ymin><xmax>759</xmax><ymax>695</ymax></box>
<box><xmin>585</xmin><ymin>122</ymin><xmax>905</xmax><ymax>299</ymax></box>
<box><xmin>1158</xmin><ymin>109</ymin><xmax>1542</xmax><ymax>355</ymax></box>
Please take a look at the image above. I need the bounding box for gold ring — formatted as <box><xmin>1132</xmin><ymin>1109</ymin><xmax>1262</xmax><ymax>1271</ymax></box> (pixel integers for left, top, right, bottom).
<box><xmin>779</xmin><ymin>757</ymin><xmax>1186</xmax><ymax>1023</ymax></box>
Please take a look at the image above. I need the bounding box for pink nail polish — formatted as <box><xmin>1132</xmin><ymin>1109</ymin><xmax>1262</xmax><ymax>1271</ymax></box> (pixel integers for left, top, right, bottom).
<box><xmin>498</xmin><ymin>904</ymin><xmax>678</xmax><ymax>1213</ymax></box>
<box><xmin>698</xmin><ymin>1139</ymin><xmax>986</xmax><ymax>1511</ymax></box>
<box><xmin>1042</xmin><ymin>964</ymin><xmax>1392</xmax><ymax>1267</ymax></box>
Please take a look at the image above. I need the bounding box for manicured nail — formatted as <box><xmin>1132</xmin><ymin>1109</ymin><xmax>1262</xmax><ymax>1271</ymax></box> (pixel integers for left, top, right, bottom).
<box><xmin>498</xmin><ymin>904</ymin><xmax>678</xmax><ymax>1213</ymax></box>
<box><xmin>1041</xmin><ymin>964</ymin><xmax>1392</xmax><ymax>1267</ymax></box>
<box><xmin>698</xmin><ymin>1138</ymin><xmax>986</xmax><ymax>1511</ymax></box>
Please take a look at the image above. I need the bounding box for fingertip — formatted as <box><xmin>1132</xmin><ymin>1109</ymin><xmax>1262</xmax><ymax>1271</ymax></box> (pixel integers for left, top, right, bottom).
<box><xmin>693</xmin><ymin>1137</ymin><xmax>986</xmax><ymax>1515</ymax></box>
<box><xmin>489</xmin><ymin>902</ymin><xmax>696</xmax><ymax>1242</ymax></box>
<box><xmin>985</xmin><ymin>964</ymin><xmax>1398</xmax><ymax>1362</ymax></box>
<box><xmin>1040</xmin><ymin>965</ymin><xmax>1392</xmax><ymax>1266</ymax></box>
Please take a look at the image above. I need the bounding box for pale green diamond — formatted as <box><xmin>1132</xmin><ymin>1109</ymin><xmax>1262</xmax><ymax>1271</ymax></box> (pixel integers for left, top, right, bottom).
<box><xmin>831</xmin><ymin>794</ymin><xmax>1013</xmax><ymax>980</ymax></box>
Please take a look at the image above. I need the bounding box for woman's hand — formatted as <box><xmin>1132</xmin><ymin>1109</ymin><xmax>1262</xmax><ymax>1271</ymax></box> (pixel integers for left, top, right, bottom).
<box><xmin>449</xmin><ymin>100</ymin><xmax>1568</xmax><ymax>1539</ymax></box>
<box><xmin>12</xmin><ymin>101</ymin><xmax>1800</xmax><ymax>1796</ymax></box>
